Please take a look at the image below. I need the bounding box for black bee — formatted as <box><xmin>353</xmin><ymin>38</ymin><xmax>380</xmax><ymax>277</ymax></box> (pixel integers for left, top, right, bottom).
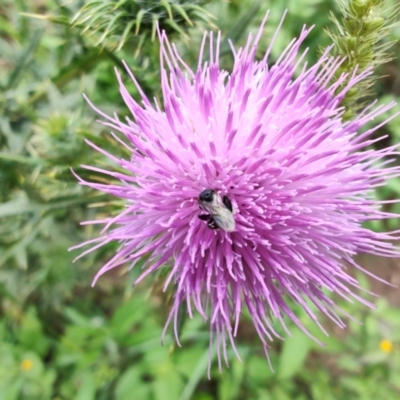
<box><xmin>198</xmin><ymin>189</ymin><xmax>235</xmax><ymax>232</ymax></box>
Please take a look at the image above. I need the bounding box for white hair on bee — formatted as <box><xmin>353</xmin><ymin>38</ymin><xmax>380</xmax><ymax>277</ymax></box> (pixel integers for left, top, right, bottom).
<box><xmin>198</xmin><ymin>189</ymin><xmax>235</xmax><ymax>232</ymax></box>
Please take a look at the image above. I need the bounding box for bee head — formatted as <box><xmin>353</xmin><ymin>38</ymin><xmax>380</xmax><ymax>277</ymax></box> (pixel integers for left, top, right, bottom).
<box><xmin>199</xmin><ymin>189</ymin><xmax>214</xmax><ymax>202</ymax></box>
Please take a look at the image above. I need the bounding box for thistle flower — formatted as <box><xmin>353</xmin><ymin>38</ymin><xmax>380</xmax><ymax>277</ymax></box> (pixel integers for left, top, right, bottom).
<box><xmin>72</xmin><ymin>12</ymin><xmax>400</xmax><ymax>370</ymax></box>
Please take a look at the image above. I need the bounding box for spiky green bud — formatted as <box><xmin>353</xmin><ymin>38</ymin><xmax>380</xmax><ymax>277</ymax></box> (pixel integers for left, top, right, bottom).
<box><xmin>71</xmin><ymin>0</ymin><xmax>215</xmax><ymax>51</ymax></box>
<box><xmin>364</xmin><ymin>16</ymin><xmax>385</xmax><ymax>32</ymax></box>
<box><xmin>349</xmin><ymin>0</ymin><xmax>369</xmax><ymax>17</ymax></box>
<box><xmin>324</xmin><ymin>0</ymin><xmax>399</xmax><ymax>119</ymax></box>
<box><xmin>343</xmin><ymin>17</ymin><xmax>363</xmax><ymax>35</ymax></box>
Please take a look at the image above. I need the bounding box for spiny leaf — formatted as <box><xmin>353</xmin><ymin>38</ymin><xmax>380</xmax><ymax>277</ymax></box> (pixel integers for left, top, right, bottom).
<box><xmin>6</xmin><ymin>29</ymin><xmax>43</xmax><ymax>90</ymax></box>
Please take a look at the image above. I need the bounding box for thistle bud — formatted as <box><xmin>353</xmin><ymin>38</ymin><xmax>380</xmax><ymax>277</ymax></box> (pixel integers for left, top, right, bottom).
<box><xmin>364</xmin><ymin>16</ymin><xmax>385</xmax><ymax>32</ymax></box>
<box><xmin>349</xmin><ymin>0</ymin><xmax>369</xmax><ymax>17</ymax></box>
<box><xmin>343</xmin><ymin>17</ymin><xmax>363</xmax><ymax>35</ymax></box>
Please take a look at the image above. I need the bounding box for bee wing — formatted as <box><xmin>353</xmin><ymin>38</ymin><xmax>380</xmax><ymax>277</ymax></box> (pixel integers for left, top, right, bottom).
<box><xmin>198</xmin><ymin>191</ymin><xmax>236</xmax><ymax>232</ymax></box>
<box><xmin>213</xmin><ymin>207</ymin><xmax>236</xmax><ymax>232</ymax></box>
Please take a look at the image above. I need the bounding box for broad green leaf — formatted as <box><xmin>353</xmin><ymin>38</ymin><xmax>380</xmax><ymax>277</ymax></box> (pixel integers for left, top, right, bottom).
<box><xmin>277</xmin><ymin>331</ymin><xmax>312</xmax><ymax>380</ymax></box>
<box><xmin>115</xmin><ymin>366</ymin><xmax>150</xmax><ymax>400</ymax></box>
<box><xmin>75</xmin><ymin>371</ymin><xmax>96</xmax><ymax>400</ymax></box>
<box><xmin>179</xmin><ymin>349</ymin><xmax>209</xmax><ymax>400</ymax></box>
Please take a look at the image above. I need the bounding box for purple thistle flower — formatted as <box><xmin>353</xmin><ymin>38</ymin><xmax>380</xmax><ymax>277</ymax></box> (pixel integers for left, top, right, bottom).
<box><xmin>72</xmin><ymin>12</ymin><xmax>400</xmax><ymax>370</ymax></box>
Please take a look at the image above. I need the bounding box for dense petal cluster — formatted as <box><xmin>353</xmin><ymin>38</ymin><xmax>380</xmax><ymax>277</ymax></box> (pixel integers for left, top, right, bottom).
<box><xmin>73</xmin><ymin>13</ymin><xmax>400</xmax><ymax>368</ymax></box>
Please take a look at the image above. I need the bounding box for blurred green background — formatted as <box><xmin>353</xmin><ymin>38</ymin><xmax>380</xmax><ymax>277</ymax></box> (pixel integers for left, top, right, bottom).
<box><xmin>1</xmin><ymin>0</ymin><xmax>400</xmax><ymax>399</ymax></box>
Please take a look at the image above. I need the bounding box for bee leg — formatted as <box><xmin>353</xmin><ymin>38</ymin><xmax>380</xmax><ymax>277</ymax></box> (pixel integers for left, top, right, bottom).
<box><xmin>222</xmin><ymin>195</ymin><xmax>233</xmax><ymax>212</ymax></box>
<box><xmin>207</xmin><ymin>220</ymin><xmax>219</xmax><ymax>229</ymax></box>
<box><xmin>198</xmin><ymin>213</ymin><xmax>219</xmax><ymax>230</ymax></box>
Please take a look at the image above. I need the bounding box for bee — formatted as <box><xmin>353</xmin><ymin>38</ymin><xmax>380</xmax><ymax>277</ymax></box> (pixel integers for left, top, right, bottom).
<box><xmin>198</xmin><ymin>189</ymin><xmax>235</xmax><ymax>232</ymax></box>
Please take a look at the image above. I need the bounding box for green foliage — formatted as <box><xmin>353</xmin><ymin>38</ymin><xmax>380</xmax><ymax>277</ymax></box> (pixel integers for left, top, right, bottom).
<box><xmin>1</xmin><ymin>0</ymin><xmax>400</xmax><ymax>398</ymax></box>
<box><xmin>1</xmin><ymin>284</ymin><xmax>400</xmax><ymax>399</ymax></box>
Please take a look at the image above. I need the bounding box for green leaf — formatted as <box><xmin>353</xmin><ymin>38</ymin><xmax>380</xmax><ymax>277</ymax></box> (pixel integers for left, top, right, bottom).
<box><xmin>75</xmin><ymin>371</ymin><xmax>96</xmax><ymax>400</ymax></box>
<box><xmin>115</xmin><ymin>366</ymin><xmax>150</xmax><ymax>400</ymax></box>
<box><xmin>109</xmin><ymin>297</ymin><xmax>149</xmax><ymax>340</ymax></box>
<box><xmin>152</xmin><ymin>367</ymin><xmax>183</xmax><ymax>400</ymax></box>
<box><xmin>160</xmin><ymin>0</ymin><xmax>173</xmax><ymax>21</ymax></box>
<box><xmin>277</xmin><ymin>330</ymin><xmax>312</xmax><ymax>379</ymax></box>
<box><xmin>64</xmin><ymin>307</ymin><xmax>91</xmax><ymax>327</ymax></box>
<box><xmin>0</xmin><ymin>193</ymin><xmax>31</xmax><ymax>218</ymax></box>
<box><xmin>216</xmin><ymin>0</ymin><xmax>262</xmax><ymax>60</ymax></box>
<box><xmin>246</xmin><ymin>354</ymin><xmax>274</xmax><ymax>385</ymax></box>
<box><xmin>179</xmin><ymin>349</ymin><xmax>210</xmax><ymax>400</ymax></box>
<box><xmin>337</xmin><ymin>355</ymin><xmax>361</xmax><ymax>372</ymax></box>
<box><xmin>171</xmin><ymin>4</ymin><xmax>193</xmax><ymax>26</ymax></box>
<box><xmin>6</xmin><ymin>29</ymin><xmax>43</xmax><ymax>89</ymax></box>
<box><xmin>359</xmin><ymin>351</ymin><xmax>388</xmax><ymax>365</ymax></box>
